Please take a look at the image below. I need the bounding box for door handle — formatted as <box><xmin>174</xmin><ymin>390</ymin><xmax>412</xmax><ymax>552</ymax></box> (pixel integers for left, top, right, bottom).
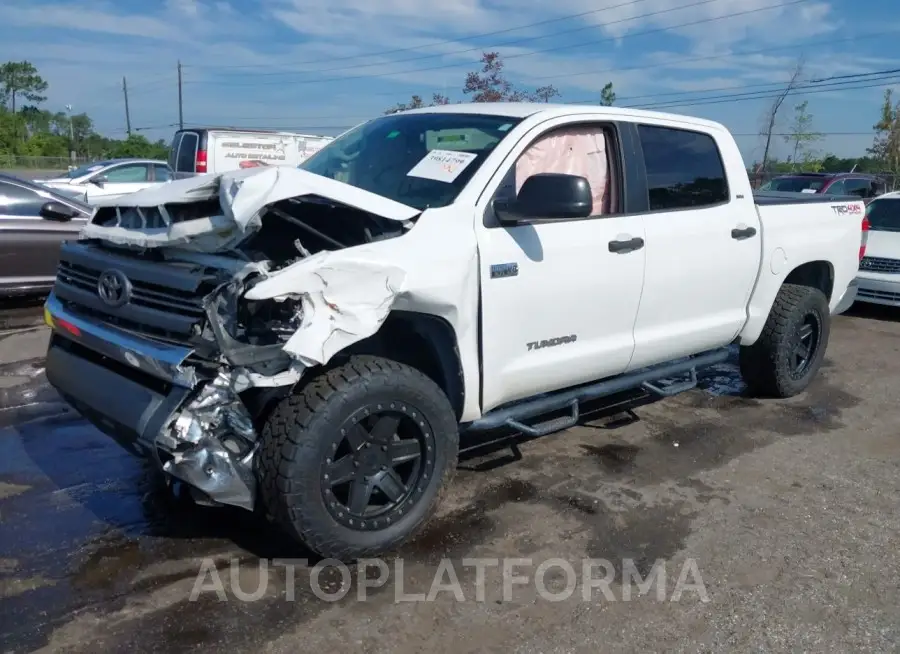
<box><xmin>608</xmin><ymin>237</ymin><xmax>645</xmax><ymax>253</ymax></box>
<box><xmin>731</xmin><ymin>226</ymin><xmax>757</xmax><ymax>240</ymax></box>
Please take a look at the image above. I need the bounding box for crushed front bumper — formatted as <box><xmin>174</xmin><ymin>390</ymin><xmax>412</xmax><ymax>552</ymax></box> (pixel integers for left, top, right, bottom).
<box><xmin>44</xmin><ymin>291</ymin><xmax>259</xmax><ymax>510</ymax></box>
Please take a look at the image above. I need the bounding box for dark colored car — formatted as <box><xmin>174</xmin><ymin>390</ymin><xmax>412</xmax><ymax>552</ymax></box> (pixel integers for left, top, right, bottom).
<box><xmin>0</xmin><ymin>173</ymin><xmax>92</xmax><ymax>298</ymax></box>
<box><xmin>759</xmin><ymin>172</ymin><xmax>887</xmax><ymax>201</ymax></box>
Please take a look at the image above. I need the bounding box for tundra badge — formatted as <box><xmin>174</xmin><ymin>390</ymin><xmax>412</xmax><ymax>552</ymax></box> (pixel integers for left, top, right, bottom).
<box><xmin>490</xmin><ymin>262</ymin><xmax>519</xmax><ymax>279</ymax></box>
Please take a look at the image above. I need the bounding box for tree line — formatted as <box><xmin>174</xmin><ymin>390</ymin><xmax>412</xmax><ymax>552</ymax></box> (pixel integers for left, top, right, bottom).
<box><xmin>0</xmin><ymin>60</ymin><xmax>169</xmax><ymax>162</ymax></box>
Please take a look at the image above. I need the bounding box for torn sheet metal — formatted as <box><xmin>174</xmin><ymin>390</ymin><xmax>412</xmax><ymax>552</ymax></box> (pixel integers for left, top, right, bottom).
<box><xmin>244</xmin><ymin>250</ymin><xmax>407</xmax><ymax>367</ymax></box>
<box><xmin>80</xmin><ymin>166</ymin><xmax>421</xmax><ymax>251</ymax></box>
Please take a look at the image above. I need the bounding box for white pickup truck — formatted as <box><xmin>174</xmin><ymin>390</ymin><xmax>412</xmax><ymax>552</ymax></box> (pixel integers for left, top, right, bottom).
<box><xmin>43</xmin><ymin>103</ymin><xmax>866</xmax><ymax>560</ymax></box>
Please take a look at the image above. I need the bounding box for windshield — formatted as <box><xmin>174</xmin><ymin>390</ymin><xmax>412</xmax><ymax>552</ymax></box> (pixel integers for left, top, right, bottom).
<box><xmin>866</xmin><ymin>197</ymin><xmax>900</xmax><ymax>232</ymax></box>
<box><xmin>299</xmin><ymin>112</ymin><xmax>523</xmax><ymax>210</ymax></box>
<box><xmin>759</xmin><ymin>176</ymin><xmax>827</xmax><ymax>193</ymax></box>
<box><xmin>65</xmin><ymin>161</ymin><xmax>113</xmax><ymax>179</ymax></box>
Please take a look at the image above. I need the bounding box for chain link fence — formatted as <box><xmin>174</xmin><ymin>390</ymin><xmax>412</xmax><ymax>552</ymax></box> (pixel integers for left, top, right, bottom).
<box><xmin>0</xmin><ymin>155</ymin><xmax>96</xmax><ymax>179</ymax></box>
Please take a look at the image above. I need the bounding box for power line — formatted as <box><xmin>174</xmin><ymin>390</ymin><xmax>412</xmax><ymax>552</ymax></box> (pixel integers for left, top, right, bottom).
<box><xmin>182</xmin><ymin>0</ymin><xmax>812</xmax><ymax>88</ymax></box>
<box><xmin>158</xmin><ymin>68</ymin><xmax>899</xmax><ymax>127</ymax></box>
<box><xmin>529</xmin><ymin>28</ymin><xmax>893</xmax><ymax>82</ymax></box>
<box><xmin>194</xmin><ymin>0</ymin><xmax>724</xmax><ymax>80</ymax></box>
<box><xmin>239</xmin><ymin>27</ymin><xmax>891</xmax><ymax>103</ymax></box>
<box><xmin>633</xmin><ymin>75</ymin><xmax>900</xmax><ymax>110</ymax></box>
<box><xmin>184</xmin><ymin>0</ymin><xmax>657</xmax><ymax>71</ymax></box>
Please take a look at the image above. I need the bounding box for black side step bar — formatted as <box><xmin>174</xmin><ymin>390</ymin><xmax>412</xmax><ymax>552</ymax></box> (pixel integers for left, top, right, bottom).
<box><xmin>463</xmin><ymin>348</ymin><xmax>730</xmax><ymax>435</ymax></box>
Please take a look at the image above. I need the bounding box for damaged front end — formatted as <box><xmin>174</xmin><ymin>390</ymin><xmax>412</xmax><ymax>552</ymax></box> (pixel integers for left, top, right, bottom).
<box><xmin>46</xmin><ymin>166</ymin><xmax>416</xmax><ymax>511</ymax></box>
<box><xmin>162</xmin><ymin>372</ymin><xmax>259</xmax><ymax>509</ymax></box>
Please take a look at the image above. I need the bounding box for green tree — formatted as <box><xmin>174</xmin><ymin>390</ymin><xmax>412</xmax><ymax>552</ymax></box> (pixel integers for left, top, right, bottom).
<box><xmin>462</xmin><ymin>52</ymin><xmax>559</xmax><ymax>103</ymax></box>
<box><xmin>0</xmin><ymin>61</ymin><xmax>48</xmax><ymax>114</ymax></box>
<box><xmin>385</xmin><ymin>93</ymin><xmax>449</xmax><ymax>115</ymax></box>
<box><xmin>600</xmin><ymin>82</ymin><xmax>616</xmax><ymax>106</ymax></box>
<box><xmin>783</xmin><ymin>100</ymin><xmax>823</xmax><ymax>169</ymax></box>
<box><xmin>867</xmin><ymin>89</ymin><xmax>900</xmax><ymax>174</ymax></box>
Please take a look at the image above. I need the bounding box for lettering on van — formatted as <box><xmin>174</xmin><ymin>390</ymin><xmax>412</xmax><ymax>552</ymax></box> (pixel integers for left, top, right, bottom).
<box><xmin>526</xmin><ymin>335</ymin><xmax>577</xmax><ymax>351</ymax></box>
<box><xmin>225</xmin><ymin>151</ymin><xmax>287</xmax><ymax>162</ymax></box>
<box><xmin>221</xmin><ymin>142</ymin><xmax>280</xmax><ymax>150</ymax></box>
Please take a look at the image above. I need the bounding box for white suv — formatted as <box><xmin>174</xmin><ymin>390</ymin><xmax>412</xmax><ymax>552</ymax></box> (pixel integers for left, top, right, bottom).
<box><xmin>856</xmin><ymin>191</ymin><xmax>900</xmax><ymax>307</ymax></box>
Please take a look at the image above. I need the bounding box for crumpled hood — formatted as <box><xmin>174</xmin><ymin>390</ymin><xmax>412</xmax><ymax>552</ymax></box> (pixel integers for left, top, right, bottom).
<box><xmin>80</xmin><ymin>166</ymin><xmax>421</xmax><ymax>250</ymax></box>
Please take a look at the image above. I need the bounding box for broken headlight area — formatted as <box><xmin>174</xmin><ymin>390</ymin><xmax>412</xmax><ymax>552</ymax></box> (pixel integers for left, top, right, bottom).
<box><xmin>235</xmin><ymin>296</ymin><xmax>303</xmax><ymax>346</ymax></box>
<box><xmin>159</xmin><ymin>371</ymin><xmax>258</xmax><ymax>510</ymax></box>
<box><xmin>200</xmin><ymin>275</ymin><xmax>303</xmax><ymax>376</ymax></box>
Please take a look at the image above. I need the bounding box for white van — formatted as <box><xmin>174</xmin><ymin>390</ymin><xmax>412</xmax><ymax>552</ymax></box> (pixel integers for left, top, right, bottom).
<box><xmin>167</xmin><ymin>127</ymin><xmax>333</xmax><ymax>178</ymax></box>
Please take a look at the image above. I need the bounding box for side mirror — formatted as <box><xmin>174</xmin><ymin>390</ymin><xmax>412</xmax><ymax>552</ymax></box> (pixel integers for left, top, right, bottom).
<box><xmin>89</xmin><ymin>176</ymin><xmax>105</xmax><ymax>187</ymax></box>
<box><xmin>39</xmin><ymin>201</ymin><xmax>78</xmax><ymax>221</ymax></box>
<box><xmin>493</xmin><ymin>173</ymin><xmax>593</xmax><ymax>224</ymax></box>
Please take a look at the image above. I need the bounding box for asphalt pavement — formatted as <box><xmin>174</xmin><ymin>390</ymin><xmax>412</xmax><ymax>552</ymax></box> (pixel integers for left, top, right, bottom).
<box><xmin>1</xmin><ymin>300</ymin><xmax>899</xmax><ymax>653</ymax></box>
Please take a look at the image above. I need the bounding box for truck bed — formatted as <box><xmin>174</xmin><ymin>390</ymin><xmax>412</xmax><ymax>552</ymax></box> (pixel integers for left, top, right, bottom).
<box><xmin>753</xmin><ymin>190</ymin><xmax>861</xmax><ymax>206</ymax></box>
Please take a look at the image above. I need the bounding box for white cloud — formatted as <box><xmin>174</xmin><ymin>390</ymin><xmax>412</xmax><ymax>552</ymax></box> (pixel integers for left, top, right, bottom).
<box><xmin>0</xmin><ymin>0</ymin><xmax>892</xmax><ymax>159</ymax></box>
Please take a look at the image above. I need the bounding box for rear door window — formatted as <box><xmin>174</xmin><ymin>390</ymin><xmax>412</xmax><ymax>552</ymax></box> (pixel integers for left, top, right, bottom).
<box><xmin>101</xmin><ymin>164</ymin><xmax>150</xmax><ymax>183</ymax></box>
<box><xmin>176</xmin><ymin>132</ymin><xmax>199</xmax><ymax>173</ymax></box>
<box><xmin>637</xmin><ymin>124</ymin><xmax>729</xmax><ymax>210</ymax></box>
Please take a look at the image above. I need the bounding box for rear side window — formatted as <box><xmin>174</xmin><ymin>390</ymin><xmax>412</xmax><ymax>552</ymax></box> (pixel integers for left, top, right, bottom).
<box><xmin>168</xmin><ymin>133</ymin><xmax>182</xmax><ymax>169</ymax></box>
<box><xmin>638</xmin><ymin>125</ymin><xmax>729</xmax><ymax>210</ymax></box>
<box><xmin>176</xmin><ymin>132</ymin><xmax>199</xmax><ymax>172</ymax></box>
<box><xmin>154</xmin><ymin>164</ymin><xmax>173</xmax><ymax>181</ymax></box>
<box><xmin>841</xmin><ymin>178</ymin><xmax>871</xmax><ymax>198</ymax></box>
<box><xmin>0</xmin><ymin>181</ymin><xmax>44</xmax><ymax>217</ymax></box>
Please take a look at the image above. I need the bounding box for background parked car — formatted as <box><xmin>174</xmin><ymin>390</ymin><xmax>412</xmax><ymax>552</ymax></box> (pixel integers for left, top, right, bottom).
<box><xmin>856</xmin><ymin>191</ymin><xmax>900</xmax><ymax>308</ymax></box>
<box><xmin>36</xmin><ymin>158</ymin><xmax>174</xmax><ymax>204</ymax></box>
<box><xmin>759</xmin><ymin>172</ymin><xmax>886</xmax><ymax>202</ymax></box>
<box><xmin>0</xmin><ymin>173</ymin><xmax>92</xmax><ymax>298</ymax></box>
<box><xmin>759</xmin><ymin>173</ymin><xmax>887</xmax><ymax>201</ymax></box>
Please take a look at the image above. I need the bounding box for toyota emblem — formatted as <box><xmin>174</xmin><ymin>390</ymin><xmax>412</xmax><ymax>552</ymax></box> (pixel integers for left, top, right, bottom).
<box><xmin>97</xmin><ymin>269</ymin><xmax>131</xmax><ymax>308</ymax></box>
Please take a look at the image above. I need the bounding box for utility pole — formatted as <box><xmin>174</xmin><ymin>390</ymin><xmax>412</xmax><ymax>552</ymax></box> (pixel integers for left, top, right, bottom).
<box><xmin>177</xmin><ymin>60</ymin><xmax>184</xmax><ymax>130</ymax></box>
<box><xmin>65</xmin><ymin>104</ymin><xmax>75</xmax><ymax>163</ymax></box>
<box><xmin>123</xmin><ymin>76</ymin><xmax>132</xmax><ymax>136</ymax></box>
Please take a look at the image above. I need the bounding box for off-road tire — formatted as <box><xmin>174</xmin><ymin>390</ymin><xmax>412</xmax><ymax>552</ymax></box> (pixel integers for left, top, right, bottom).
<box><xmin>739</xmin><ymin>283</ymin><xmax>830</xmax><ymax>398</ymax></box>
<box><xmin>256</xmin><ymin>355</ymin><xmax>459</xmax><ymax>561</ymax></box>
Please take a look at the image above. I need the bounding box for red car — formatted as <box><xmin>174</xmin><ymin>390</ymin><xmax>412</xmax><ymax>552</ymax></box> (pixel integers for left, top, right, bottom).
<box><xmin>759</xmin><ymin>172</ymin><xmax>887</xmax><ymax>202</ymax></box>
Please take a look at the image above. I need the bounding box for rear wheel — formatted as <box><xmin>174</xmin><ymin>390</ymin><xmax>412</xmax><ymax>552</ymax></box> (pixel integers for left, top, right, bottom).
<box><xmin>256</xmin><ymin>355</ymin><xmax>459</xmax><ymax>561</ymax></box>
<box><xmin>739</xmin><ymin>283</ymin><xmax>830</xmax><ymax>398</ymax></box>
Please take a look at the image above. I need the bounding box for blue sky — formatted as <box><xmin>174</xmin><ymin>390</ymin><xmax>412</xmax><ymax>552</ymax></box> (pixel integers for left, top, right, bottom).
<box><xmin>0</xmin><ymin>0</ymin><xmax>898</xmax><ymax>163</ymax></box>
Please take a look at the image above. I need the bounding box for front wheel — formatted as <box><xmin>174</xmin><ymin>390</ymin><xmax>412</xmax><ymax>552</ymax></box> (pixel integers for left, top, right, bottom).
<box><xmin>256</xmin><ymin>355</ymin><xmax>459</xmax><ymax>561</ymax></box>
<box><xmin>739</xmin><ymin>283</ymin><xmax>831</xmax><ymax>398</ymax></box>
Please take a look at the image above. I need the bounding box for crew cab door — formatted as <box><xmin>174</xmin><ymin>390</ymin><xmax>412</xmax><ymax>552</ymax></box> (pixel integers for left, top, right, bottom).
<box><xmin>626</xmin><ymin>123</ymin><xmax>762</xmax><ymax>370</ymax></box>
<box><xmin>474</xmin><ymin>119</ymin><xmax>646</xmax><ymax>412</ymax></box>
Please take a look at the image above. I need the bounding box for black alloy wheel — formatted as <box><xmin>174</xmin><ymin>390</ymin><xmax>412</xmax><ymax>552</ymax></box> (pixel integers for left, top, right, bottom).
<box><xmin>321</xmin><ymin>403</ymin><xmax>436</xmax><ymax>531</ymax></box>
<box><xmin>790</xmin><ymin>310</ymin><xmax>822</xmax><ymax>379</ymax></box>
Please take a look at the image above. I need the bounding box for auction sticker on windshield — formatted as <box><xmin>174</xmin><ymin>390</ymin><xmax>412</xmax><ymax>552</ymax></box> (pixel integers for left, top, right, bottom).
<box><xmin>407</xmin><ymin>149</ymin><xmax>478</xmax><ymax>183</ymax></box>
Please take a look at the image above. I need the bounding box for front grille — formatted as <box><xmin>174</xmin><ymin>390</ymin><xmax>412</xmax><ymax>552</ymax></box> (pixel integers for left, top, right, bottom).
<box><xmin>57</xmin><ymin>260</ymin><xmax>206</xmax><ymax>319</ymax></box>
<box><xmin>859</xmin><ymin>256</ymin><xmax>900</xmax><ymax>274</ymax></box>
